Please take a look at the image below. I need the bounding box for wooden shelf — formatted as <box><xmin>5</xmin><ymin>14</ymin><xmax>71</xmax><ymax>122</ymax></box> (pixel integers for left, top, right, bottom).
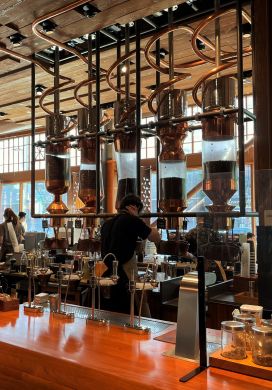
<box><xmin>210</xmin><ymin>349</ymin><xmax>272</xmax><ymax>381</ymax></box>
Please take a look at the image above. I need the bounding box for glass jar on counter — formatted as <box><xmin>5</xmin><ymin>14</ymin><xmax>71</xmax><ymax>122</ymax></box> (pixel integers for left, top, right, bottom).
<box><xmin>240</xmin><ymin>304</ymin><xmax>263</xmax><ymax>325</ymax></box>
<box><xmin>221</xmin><ymin>321</ymin><xmax>247</xmax><ymax>360</ymax></box>
<box><xmin>252</xmin><ymin>326</ymin><xmax>272</xmax><ymax>367</ymax></box>
<box><xmin>233</xmin><ymin>313</ymin><xmax>256</xmax><ymax>351</ymax></box>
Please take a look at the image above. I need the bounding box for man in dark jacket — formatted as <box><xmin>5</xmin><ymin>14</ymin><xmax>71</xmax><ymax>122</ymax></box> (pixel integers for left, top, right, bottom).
<box><xmin>101</xmin><ymin>194</ymin><xmax>161</xmax><ymax>313</ymax></box>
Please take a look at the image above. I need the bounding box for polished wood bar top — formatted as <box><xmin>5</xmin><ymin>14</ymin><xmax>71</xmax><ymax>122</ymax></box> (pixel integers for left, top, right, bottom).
<box><xmin>0</xmin><ymin>307</ymin><xmax>272</xmax><ymax>390</ymax></box>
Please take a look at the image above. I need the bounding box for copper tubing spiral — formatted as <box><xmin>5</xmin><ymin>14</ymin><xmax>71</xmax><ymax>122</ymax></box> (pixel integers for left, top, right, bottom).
<box><xmin>144</xmin><ymin>25</ymin><xmax>217</xmax><ymax>115</ymax></box>
<box><xmin>144</xmin><ymin>24</ymin><xmax>216</xmax><ymax>74</ymax></box>
<box><xmin>106</xmin><ymin>48</ymin><xmax>149</xmax><ymax>124</ymax></box>
<box><xmin>74</xmin><ymin>77</ymin><xmax>111</xmax><ymax>126</ymax></box>
<box><xmin>191</xmin><ymin>8</ymin><xmax>252</xmax><ymax>107</ymax></box>
<box><xmin>32</xmin><ymin>0</ymin><xmax>107</xmax><ymax>115</ymax></box>
<box><xmin>0</xmin><ymin>44</ymin><xmax>74</xmax><ymax>116</ymax></box>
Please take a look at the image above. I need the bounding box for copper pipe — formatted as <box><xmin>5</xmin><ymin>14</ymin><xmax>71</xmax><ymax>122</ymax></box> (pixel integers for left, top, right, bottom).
<box><xmin>191</xmin><ymin>8</ymin><xmax>252</xmax><ymax>65</ymax></box>
<box><xmin>106</xmin><ymin>48</ymin><xmax>147</xmax><ymax>100</ymax></box>
<box><xmin>32</xmin><ymin>0</ymin><xmax>89</xmax><ymax>65</ymax></box>
<box><xmin>39</xmin><ymin>77</ymin><xmax>74</xmax><ymax>115</ymax></box>
<box><xmin>32</xmin><ymin>0</ymin><xmax>109</xmax><ymax>115</ymax></box>
<box><xmin>0</xmin><ymin>45</ymin><xmax>54</xmax><ymax>77</ymax></box>
<box><xmin>0</xmin><ymin>44</ymin><xmax>74</xmax><ymax>115</ymax></box>
<box><xmin>74</xmin><ymin>77</ymin><xmax>102</xmax><ymax>108</ymax></box>
<box><xmin>144</xmin><ymin>24</ymin><xmax>215</xmax><ymax>74</ymax></box>
<box><xmin>191</xmin><ymin>7</ymin><xmax>252</xmax><ymax>107</ymax></box>
<box><xmin>192</xmin><ymin>62</ymin><xmax>236</xmax><ymax>107</ymax></box>
<box><xmin>148</xmin><ymin>74</ymin><xmax>190</xmax><ymax>115</ymax></box>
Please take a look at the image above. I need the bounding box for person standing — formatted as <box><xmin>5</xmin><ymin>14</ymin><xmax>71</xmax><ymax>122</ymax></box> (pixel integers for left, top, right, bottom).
<box><xmin>101</xmin><ymin>194</ymin><xmax>161</xmax><ymax>314</ymax></box>
<box><xmin>18</xmin><ymin>211</ymin><xmax>27</xmax><ymax>241</ymax></box>
<box><xmin>0</xmin><ymin>208</ymin><xmax>24</xmax><ymax>261</ymax></box>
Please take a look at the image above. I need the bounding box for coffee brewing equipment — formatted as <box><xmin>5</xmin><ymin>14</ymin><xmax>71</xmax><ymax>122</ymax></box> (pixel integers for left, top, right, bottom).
<box><xmin>24</xmin><ymin>254</ymin><xmax>44</xmax><ymax>314</ymax></box>
<box><xmin>158</xmin><ymin>90</ymin><xmax>188</xmax><ymax>230</ymax></box>
<box><xmin>114</xmin><ymin>100</ymin><xmax>137</xmax><ymax>210</ymax></box>
<box><xmin>202</xmin><ymin>76</ymin><xmax>237</xmax><ymax>229</ymax></box>
<box><xmin>44</xmin><ymin>114</ymin><xmax>71</xmax><ymax>248</ymax></box>
<box><xmin>77</xmin><ymin>108</ymin><xmax>104</xmax><ymax>249</ymax></box>
<box><xmin>86</xmin><ymin>253</ymin><xmax>119</xmax><ymax>325</ymax></box>
<box><xmin>52</xmin><ymin>263</ymin><xmax>75</xmax><ymax>321</ymax></box>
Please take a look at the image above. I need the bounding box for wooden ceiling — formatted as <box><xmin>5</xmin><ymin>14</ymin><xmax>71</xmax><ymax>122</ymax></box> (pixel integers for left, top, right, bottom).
<box><xmin>0</xmin><ymin>0</ymin><xmax>252</xmax><ymax>135</ymax></box>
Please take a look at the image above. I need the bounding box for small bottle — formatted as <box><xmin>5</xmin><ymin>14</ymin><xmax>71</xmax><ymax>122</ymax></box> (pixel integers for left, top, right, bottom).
<box><xmin>20</xmin><ymin>250</ymin><xmax>27</xmax><ymax>273</ymax></box>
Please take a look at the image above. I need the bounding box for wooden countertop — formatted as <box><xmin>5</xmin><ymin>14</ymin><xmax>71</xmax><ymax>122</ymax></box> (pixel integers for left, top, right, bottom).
<box><xmin>0</xmin><ymin>307</ymin><xmax>271</xmax><ymax>390</ymax></box>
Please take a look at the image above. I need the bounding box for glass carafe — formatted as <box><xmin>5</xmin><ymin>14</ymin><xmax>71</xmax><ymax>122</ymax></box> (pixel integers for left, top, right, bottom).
<box><xmin>114</xmin><ymin>100</ymin><xmax>137</xmax><ymax>209</ymax></box>
<box><xmin>201</xmin><ymin>76</ymin><xmax>237</xmax><ymax>229</ymax></box>
<box><xmin>158</xmin><ymin>89</ymin><xmax>187</xmax><ymax>229</ymax></box>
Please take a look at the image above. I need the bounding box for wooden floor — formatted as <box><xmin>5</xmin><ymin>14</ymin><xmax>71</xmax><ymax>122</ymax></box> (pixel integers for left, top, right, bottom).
<box><xmin>0</xmin><ymin>306</ymin><xmax>271</xmax><ymax>390</ymax></box>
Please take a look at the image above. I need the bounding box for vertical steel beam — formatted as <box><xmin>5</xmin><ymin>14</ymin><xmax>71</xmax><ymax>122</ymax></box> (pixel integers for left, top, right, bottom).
<box><xmin>136</xmin><ymin>19</ymin><xmax>141</xmax><ymax>197</ymax></box>
<box><xmin>31</xmin><ymin>61</ymin><xmax>36</xmax><ymax>217</ymax></box>
<box><xmin>54</xmin><ymin>46</ymin><xmax>60</xmax><ymax>115</ymax></box>
<box><xmin>96</xmin><ymin>31</ymin><xmax>101</xmax><ymax>214</ymax></box>
<box><xmin>236</xmin><ymin>0</ymin><xmax>246</xmax><ymax>214</ymax></box>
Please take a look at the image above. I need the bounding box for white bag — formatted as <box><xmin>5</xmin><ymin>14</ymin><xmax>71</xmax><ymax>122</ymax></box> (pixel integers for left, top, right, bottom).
<box><xmin>7</xmin><ymin>222</ymin><xmax>23</xmax><ymax>253</ymax></box>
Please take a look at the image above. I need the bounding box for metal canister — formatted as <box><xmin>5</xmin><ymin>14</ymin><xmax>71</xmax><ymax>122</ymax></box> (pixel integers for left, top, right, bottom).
<box><xmin>49</xmin><ymin>294</ymin><xmax>59</xmax><ymax>312</ymax></box>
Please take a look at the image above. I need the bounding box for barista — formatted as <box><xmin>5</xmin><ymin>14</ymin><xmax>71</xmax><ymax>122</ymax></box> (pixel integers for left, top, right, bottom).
<box><xmin>101</xmin><ymin>194</ymin><xmax>161</xmax><ymax>313</ymax></box>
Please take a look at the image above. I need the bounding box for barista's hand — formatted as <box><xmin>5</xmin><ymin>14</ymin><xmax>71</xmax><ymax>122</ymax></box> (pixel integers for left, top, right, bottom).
<box><xmin>126</xmin><ymin>205</ymin><xmax>139</xmax><ymax>216</ymax></box>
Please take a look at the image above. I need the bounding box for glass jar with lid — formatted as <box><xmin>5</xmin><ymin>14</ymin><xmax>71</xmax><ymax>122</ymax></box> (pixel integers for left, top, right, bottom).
<box><xmin>221</xmin><ymin>321</ymin><xmax>247</xmax><ymax>360</ymax></box>
<box><xmin>252</xmin><ymin>326</ymin><xmax>272</xmax><ymax>366</ymax></box>
<box><xmin>233</xmin><ymin>313</ymin><xmax>256</xmax><ymax>351</ymax></box>
<box><xmin>240</xmin><ymin>304</ymin><xmax>263</xmax><ymax>325</ymax></box>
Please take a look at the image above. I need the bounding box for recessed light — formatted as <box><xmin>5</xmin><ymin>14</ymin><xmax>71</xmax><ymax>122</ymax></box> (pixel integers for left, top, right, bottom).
<box><xmin>242</xmin><ymin>23</ymin><xmax>251</xmax><ymax>38</ymax></box>
<box><xmin>35</xmin><ymin>84</ymin><xmax>46</xmax><ymax>96</ymax></box>
<box><xmin>8</xmin><ymin>33</ymin><xmax>26</xmax><ymax>47</ymax></box>
<box><xmin>40</xmin><ymin>20</ymin><xmax>57</xmax><ymax>34</ymax></box>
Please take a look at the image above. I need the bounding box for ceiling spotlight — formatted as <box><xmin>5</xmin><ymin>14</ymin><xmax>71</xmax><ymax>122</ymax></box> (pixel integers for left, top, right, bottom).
<box><xmin>83</xmin><ymin>33</ymin><xmax>96</xmax><ymax>40</ymax></box>
<box><xmin>40</xmin><ymin>20</ymin><xmax>57</xmax><ymax>34</ymax></box>
<box><xmin>146</xmin><ymin>84</ymin><xmax>156</xmax><ymax>92</ymax></box>
<box><xmin>153</xmin><ymin>11</ymin><xmax>163</xmax><ymax>17</ymax></box>
<box><xmin>121</xmin><ymin>64</ymin><xmax>127</xmax><ymax>73</ymax></box>
<box><xmin>186</xmin><ymin>0</ymin><xmax>198</xmax><ymax>12</ymax></box>
<box><xmin>242</xmin><ymin>23</ymin><xmax>251</xmax><ymax>38</ymax></box>
<box><xmin>196</xmin><ymin>39</ymin><xmax>205</xmax><ymax>51</ymax></box>
<box><xmin>8</xmin><ymin>33</ymin><xmax>26</xmax><ymax>47</ymax></box>
<box><xmin>76</xmin><ymin>3</ymin><xmax>100</xmax><ymax>18</ymax></box>
<box><xmin>51</xmin><ymin>45</ymin><xmax>63</xmax><ymax>51</ymax></box>
<box><xmin>164</xmin><ymin>5</ymin><xmax>178</xmax><ymax>11</ymax></box>
<box><xmin>108</xmin><ymin>24</ymin><xmax>122</xmax><ymax>33</ymax></box>
<box><xmin>0</xmin><ymin>112</ymin><xmax>7</xmax><ymax>117</ymax></box>
<box><xmin>120</xmin><ymin>22</ymin><xmax>134</xmax><ymax>28</ymax></box>
<box><xmin>159</xmin><ymin>48</ymin><xmax>168</xmax><ymax>58</ymax></box>
<box><xmin>35</xmin><ymin>84</ymin><xmax>46</xmax><ymax>96</ymax></box>
<box><xmin>151</xmin><ymin>48</ymin><xmax>168</xmax><ymax>59</ymax></box>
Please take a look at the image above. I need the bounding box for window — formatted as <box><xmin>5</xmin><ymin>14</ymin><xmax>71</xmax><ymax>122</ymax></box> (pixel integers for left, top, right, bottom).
<box><xmin>0</xmin><ymin>183</ymin><xmax>20</xmax><ymax>221</ymax></box>
<box><xmin>0</xmin><ymin>130</ymin><xmax>81</xmax><ymax>173</ymax></box>
<box><xmin>22</xmin><ymin>182</ymin><xmax>67</xmax><ymax>232</ymax></box>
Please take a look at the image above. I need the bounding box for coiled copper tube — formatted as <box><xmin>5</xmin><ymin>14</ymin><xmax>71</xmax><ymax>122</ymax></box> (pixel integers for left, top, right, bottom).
<box><xmin>191</xmin><ymin>8</ymin><xmax>252</xmax><ymax>107</ymax></box>
<box><xmin>144</xmin><ymin>24</ymin><xmax>215</xmax><ymax>74</ymax></box>
<box><xmin>32</xmin><ymin>0</ymin><xmax>107</xmax><ymax>115</ymax></box>
<box><xmin>144</xmin><ymin>24</ymin><xmax>215</xmax><ymax>115</ymax></box>
<box><xmin>0</xmin><ymin>44</ymin><xmax>74</xmax><ymax>115</ymax></box>
<box><xmin>105</xmin><ymin>48</ymin><xmax>149</xmax><ymax>124</ymax></box>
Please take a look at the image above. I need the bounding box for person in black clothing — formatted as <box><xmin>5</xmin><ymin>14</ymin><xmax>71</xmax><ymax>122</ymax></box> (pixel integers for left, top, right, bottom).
<box><xmin>101</xmin><ymin>194</ymin><xmax>161</xmax><ymax>314</ymax></box>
